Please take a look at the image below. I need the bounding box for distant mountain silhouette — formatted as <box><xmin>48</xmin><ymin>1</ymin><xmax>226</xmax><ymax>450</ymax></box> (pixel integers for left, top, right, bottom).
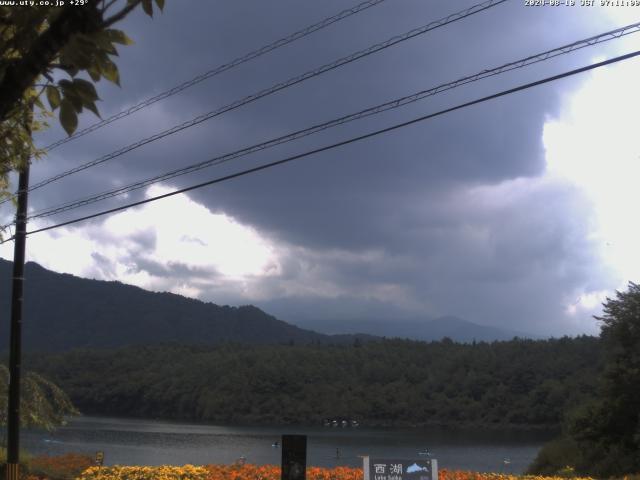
<box><xmin>0</xmin><ymin>260</ymin><xmax>374</xmax><ymax>351</ymax></box>
<box><xmin>290</xmin><ymin>315</ymin><xmax>537</xmax><ymax>342</ymax></box>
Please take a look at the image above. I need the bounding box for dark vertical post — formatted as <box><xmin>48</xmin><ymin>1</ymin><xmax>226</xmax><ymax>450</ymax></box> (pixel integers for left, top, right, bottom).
<box><xmin>6</xmin><ymin>162</ymin><xmax>30</xmax><ymax>480</ymax></box>
<box><xmin>281</xmin><ymin>434</ymin><xmax>307</xmax><ymax>480</ymax></box>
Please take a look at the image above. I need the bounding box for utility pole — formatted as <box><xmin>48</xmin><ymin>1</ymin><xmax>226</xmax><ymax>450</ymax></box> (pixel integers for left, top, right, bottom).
<box><xmin>6</xmin><ymin>161</ymin><xmax>30</xmax><ymax>480</ymax></box>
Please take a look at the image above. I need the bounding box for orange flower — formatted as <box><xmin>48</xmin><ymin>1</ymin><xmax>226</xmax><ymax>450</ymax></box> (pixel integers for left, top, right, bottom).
<box><xmin>28</xmin><ymin>453</ymin><xmax>94</xmax><ymax>480</ymax></box>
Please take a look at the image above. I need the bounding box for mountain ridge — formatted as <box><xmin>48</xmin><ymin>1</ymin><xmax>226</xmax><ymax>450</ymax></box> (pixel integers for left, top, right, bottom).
<box><xmin>0</xmin><ymin>259</ymin><xmax>533</xmax><ymax>350</ymax></box>
<box><xmin>0</xmin><ymin>259</ymin><xmax>336</xmax><ymax>351</ymax></box>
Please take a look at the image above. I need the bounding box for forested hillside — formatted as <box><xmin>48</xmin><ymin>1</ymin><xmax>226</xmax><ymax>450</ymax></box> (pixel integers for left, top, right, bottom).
<box><xmin>0</xmin><ymin>260</ymin><xmax>339</xmax><ymax>350</ymax></box>
<box><xmin>27</xmin><ymin>336</ymin><xmax>600</xmax><ymax>428</ymax></box>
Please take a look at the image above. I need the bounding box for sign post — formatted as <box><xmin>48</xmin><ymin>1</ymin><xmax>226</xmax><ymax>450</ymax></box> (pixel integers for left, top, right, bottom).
<box><xmin>363</xmin><ymin>457</ymin><xmax>438</xmax><ymax>480</ymax></box>
<box><xmin>281</xmin><ymin>435</ymin><xmax>307</xmax><ymax>480</ymax></box>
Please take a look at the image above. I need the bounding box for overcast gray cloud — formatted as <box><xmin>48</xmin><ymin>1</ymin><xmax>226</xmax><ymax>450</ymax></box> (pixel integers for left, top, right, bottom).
<box><xmin>3</xmin><ymin>0</ymin><xmax>639</xmax><ymax>338</ymax></box>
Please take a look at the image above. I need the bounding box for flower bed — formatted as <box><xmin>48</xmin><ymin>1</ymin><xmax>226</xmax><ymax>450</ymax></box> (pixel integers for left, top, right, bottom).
<box><xmin>19</xmin><ymin>453</ymin><xmax>609</xmax><ymax>480</ymax></box>
<box><xmin>77</xmin><ymin>465</ymin><xmax>209</xmax><ymax>480</ymax></box>
<box><xmin>74</xmin><ymin>464</ymin><xmax>598</xmax><ymax>480</ymax></box>
<box><xmin>26</xmin><ymin>453</ymin><xmax>94</xmax><ymax>480</ymax></box>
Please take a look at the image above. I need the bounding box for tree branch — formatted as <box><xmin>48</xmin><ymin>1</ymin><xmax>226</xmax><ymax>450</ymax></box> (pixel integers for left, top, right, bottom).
<box><xmin>102</xmin><ymin>0</ymin><xmax>142</xmax><ymax>29</ymax></box>
<box><xmin>101</xmin><ymin>0</ymin><xmax>120</xmax><ymax>13</ymax></box>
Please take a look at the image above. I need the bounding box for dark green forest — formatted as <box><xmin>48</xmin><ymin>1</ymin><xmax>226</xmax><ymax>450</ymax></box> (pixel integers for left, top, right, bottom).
<box><xmin>27</xmin><ymin>336</ymin><xmax>600</xmax><ymax>428</ymax></box>
<box><xmin>528</xmin><ymin>283</ymin><xmax>640</xmax><ymax>477</ymax></box>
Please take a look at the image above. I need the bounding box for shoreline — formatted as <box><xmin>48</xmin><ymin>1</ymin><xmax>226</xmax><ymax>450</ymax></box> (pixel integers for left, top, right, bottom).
<box><xmin>62</xmin><ymin>412</ymin><xmax>561</xmax><ymax>434</ymax></box>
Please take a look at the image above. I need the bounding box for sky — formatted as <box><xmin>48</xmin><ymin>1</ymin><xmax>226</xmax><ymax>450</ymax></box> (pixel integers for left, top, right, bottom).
<box><xmin>2</xmin><ymin>0</ymin><xmax>640</xmax><ymax>337</ymax></box>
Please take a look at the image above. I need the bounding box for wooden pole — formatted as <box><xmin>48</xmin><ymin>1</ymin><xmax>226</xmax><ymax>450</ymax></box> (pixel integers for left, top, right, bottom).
<box><xmin>6</xmin><ymin>162</ymin><xmax>30</xmax><ymax>480</ymax></box>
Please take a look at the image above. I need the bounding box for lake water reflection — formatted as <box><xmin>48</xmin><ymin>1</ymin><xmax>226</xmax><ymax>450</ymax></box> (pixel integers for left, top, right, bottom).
<box><xmin>23</xmin><ymin>416</ymin><xmax>554</xmax><ymax>474</ymax></box>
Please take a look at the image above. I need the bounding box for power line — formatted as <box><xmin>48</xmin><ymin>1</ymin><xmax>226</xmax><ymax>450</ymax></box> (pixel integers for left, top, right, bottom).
<box><xmin>24</xmin><ymin>21</ymin><xmax>640</xmax><ymax>222</ymax></box>
<box><xmin>41</xmin><ymin>0</ymin><xmax>390</xmax><ymax>152</ymax></box>
<box><xmin>21</xmin><ymin>0</ymin><xmax>507</xmax><ymax>196</ymax></box>
<box><xmin>5</xmin><ymin>49</ymin><xmax>637</xmax><ymax>243</ymax></box>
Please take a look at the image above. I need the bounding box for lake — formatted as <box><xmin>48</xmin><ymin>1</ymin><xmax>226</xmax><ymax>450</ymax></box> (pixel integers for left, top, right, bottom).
<box><xmin>22</xmin><ymin>416</ymin><xmax>554</xmax><ymax>474</ymax></box>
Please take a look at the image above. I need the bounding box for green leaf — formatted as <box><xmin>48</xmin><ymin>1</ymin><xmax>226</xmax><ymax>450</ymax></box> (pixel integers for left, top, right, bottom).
<box><xmin>59</xmin><ymin>80</ymin><xmax>83</xmax><ymax>112</ymax></box>
<box><xmin>81</xmin><ymin>34</ymin><xmax>107</xmax><ymax>53</ymax></box>
<box><xmin>154</xmin><ymin>0</ymin><xmax>164</xmax><ymax>11</ymax></box>
<box><xmin>58</xmin><ymin>35</ymin><xmax>109</xmax><ymax>77</ymax></box>
<box><xmin>87</xmin><ymin>66</ymin><xmax>101</xmax><ymax>82</ymax></box>
<box><xmin>84</xmin><ymin>101</ymin><xmax>101</xmax><ymax>118</ymax></box>
<box><xmin>99</xmin><ymin>57</ymin><xmax>120</xmax><ymax>86</ymax></box>
<box><xmin>59</xmin><ymin>99</ymin><xmax>78</xmax><ymax>136</ymax></box>
<box><xmin>96</xmin><ymin>38</ymin><xmax>119</xmax><ymax>56</ymax></box>
<box><xmin>71</xmin><ymin>79</ymin><xmax>101</xmax><ymax>117</ymax></box>
<box><xmin>45</xmin><ymin>85</ymin><xmax>61</xmax><ymax>110</ymax></box>
<box><xmin>72</xmin><ymin>78</ymin><xmax>99</xmax><ymax>102</ymax></box>
<box><xmin>60</xmin><ymin>64</ymin><xmax>80</xmax><ymax>77</ymax></box>
<box><xmin>141</xmin><ymin>0</ymin><xmax>153</xmax><ymax>16</ymax></box>
<box><xmin>106</xmin><ymin>29</ymin><xmax>134</xmax><ymax>45</ymax></box>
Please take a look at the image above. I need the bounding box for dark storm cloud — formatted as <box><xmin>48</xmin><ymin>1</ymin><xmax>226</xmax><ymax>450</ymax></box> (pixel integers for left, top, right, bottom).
<box><xmin>245</xmin><ymin>178</ymin><xmax>613</xmax><ymax>336</ymax></box>
<box><xmin>15</xmin><ymin>0</ymin><xmax>630</xmax><ymax>335</ymax></box>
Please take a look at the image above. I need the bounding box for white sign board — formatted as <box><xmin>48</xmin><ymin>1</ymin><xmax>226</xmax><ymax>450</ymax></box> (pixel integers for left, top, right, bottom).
<box><xmin>363</xmin><ymin>457</ymin><xmax>438</xmax><ymax>480</ymax></box>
